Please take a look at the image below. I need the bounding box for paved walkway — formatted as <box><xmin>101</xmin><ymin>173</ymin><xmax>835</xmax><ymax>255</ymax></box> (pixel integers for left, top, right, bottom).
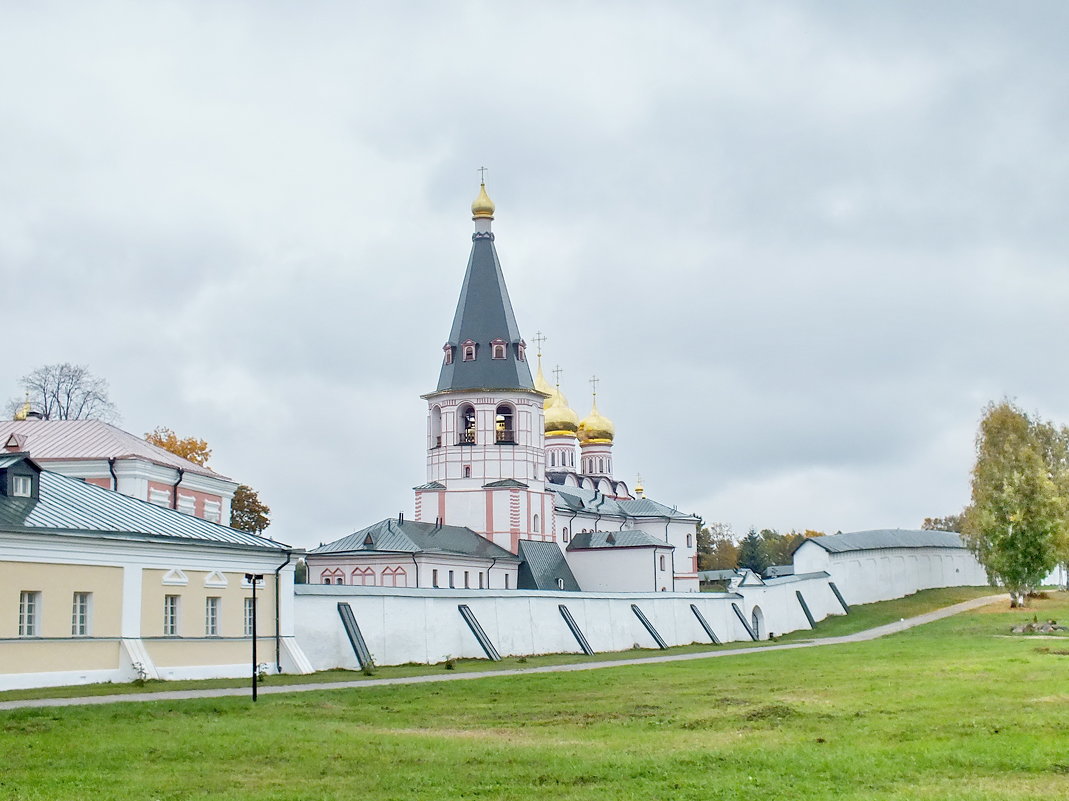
<box><xmin>0</xmin><ymin>594</ymin><xmax>1005</xmax><ymax>711</ymax></box>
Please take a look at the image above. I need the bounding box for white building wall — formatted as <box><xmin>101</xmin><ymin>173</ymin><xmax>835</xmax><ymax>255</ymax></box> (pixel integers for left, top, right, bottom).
<box><xmin>566</xmin><ymin>547</ymin><xmax>672</xmax><ymax>593</ymax></box>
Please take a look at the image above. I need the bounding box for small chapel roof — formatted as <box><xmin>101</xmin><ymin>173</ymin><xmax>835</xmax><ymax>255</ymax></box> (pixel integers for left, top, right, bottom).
<box><xmin>310</xmin><ymin>518</ymin><xmax>518</xmax><ymax>560</ymax></box>
<box><xmin>566</xmin><ymin>529</ymin><xmax>672</xmax><ymax>550</ymax></box>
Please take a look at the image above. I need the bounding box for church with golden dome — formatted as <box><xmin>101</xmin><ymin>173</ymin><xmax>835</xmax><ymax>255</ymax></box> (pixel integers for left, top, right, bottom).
<box><xmin>307</xmin><ymin>179</ymin><xmax>699</xmax><ymax>593</ymax></box>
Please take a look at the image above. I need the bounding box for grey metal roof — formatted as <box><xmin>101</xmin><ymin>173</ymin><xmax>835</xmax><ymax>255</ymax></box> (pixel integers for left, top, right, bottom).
<box><xmin>309</xmin><ymin>518</ymin><xmax>518</xmax><ymax>560</ymax></box>
<box><xmin>797</xmin><ymin>529</ymin><xmax>967</xmax><ymax>555</ymax></box>
<box><xmin>0</xmin><ymin>419</ymin><xmax>231</xmax><ymax>480</ymax></box>
<box><xmin>483</xmin><ymin>478</ymin><xmax>528</xmax><ymax>488</ymax></box>
<box><xmin>434</xmin><ymin>233</ymin><xmax>535</xmax><ymax>393</ymax></box>
<box><xmin>566</xmin><ymin>529</ymin><xmax>672</xmax><ymax>550</ymax></box>
<box><xmin>763</xmin><ymin>564</ymin><xmax>795</xmax><ymax>578</ymax></box>
<box><xmin>412</xmin><ymin>481</ymin><xmax>445</xmax><ymax>490</ymax></box>
<box><xmin>549</xmin><ymin>484</ymin><xmax>696</xmax><ymax>521</ymax></box>
<box><xmin>516</xmin><ymin>540</ymin><xmax>581</xmax><ymax>591</ymax></box>
<box><xmin>0</xmin><ymin>463</ymin><xmax>287</xmax><ymax>551</ymax></box>
<box><xmin>698</xmin><ymin>569</ymin><xmax>741</xmax><ymax>581</ymax></box>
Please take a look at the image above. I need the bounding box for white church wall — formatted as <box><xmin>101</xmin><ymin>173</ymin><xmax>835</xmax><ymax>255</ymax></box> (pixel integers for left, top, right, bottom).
<box><xmin>566</xmin><ymin>548</ymin><xmax>667</xmax><ymax>593</ymax></box>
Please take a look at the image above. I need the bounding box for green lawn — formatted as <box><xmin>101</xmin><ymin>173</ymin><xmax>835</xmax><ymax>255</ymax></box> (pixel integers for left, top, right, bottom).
<box><xmin>2</xmin><ymin>589</ymin><xmax>1067</xmax><ymax>800</ymax></box>
<box><xmin>0</xmin><ymin>586</ymin><xmax>995</xmax><ymax>703</ymax></box>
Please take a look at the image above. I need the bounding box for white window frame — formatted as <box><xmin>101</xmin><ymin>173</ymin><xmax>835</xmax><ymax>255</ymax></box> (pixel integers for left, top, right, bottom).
<box><xmin>12</xmin><ymin>475</ymin><xmax>32</xmax><ymax>497</ymax></box>
<box><xmin>72</xmin><ymin>592</ymin><xmax>92</xmax><ymax>636</ymax></box>
<box><xmin>19</xmin><ymin>591</ymin><xmax>41</xmax><ymax>636</ymax></box>
<box><xmin>176</xmin><ymin>493</ymin><xmax>197</xmax><ymax>516</ymax></box>
<box><xmin>203</xmin><ymin>500</ymin><xmax>222</xmax><ymax>523</ymax></box>
<box><xmin>244</xmin><ymin>597</ymin><xmax>256</xmax><ymax>637</ymax></box>
<box><xmin>205</xmin><ymin>596</ymin><xmax>220</xmax><ymax>636</ymax></box>
<box><xmin>164</xmin><ymin>595</ymin><xmax>180</xmax><ymax>636</ymax></box>
<box><xmin>149</xmin><ymin>488</ymin><xmax>171</xmax><ymax>507</ymax></box>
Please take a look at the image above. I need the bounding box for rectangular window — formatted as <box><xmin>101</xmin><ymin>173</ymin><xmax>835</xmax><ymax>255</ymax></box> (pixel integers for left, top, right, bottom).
<box><xmin>18</xmin><ymin>591</ymin><xmax>40</xmax><ymax>636</ymax></box>
<box><xmin>448</xmin><ymin>570</ymin><xmax>455</xmax><ymax>588</ymax></box>
<box><xmin>464</xmin><ymin>571</ymin><xmax>470</xmax><ymax>589</ymax></box>
<box><xmin>164</xmin><ymin>595</ymin><xmax>180</xmax><ymax>635</ymax></box>
<box><xmin>203</xmin><ymin>500</ymin><xmax>221</xmax><ymax>524</ymax></box>
<box><xmin>149</xmin><ymin>488</ymin><xmax>170</xmax><ymax>507</ymax></box>
<box><xmin>176</xmin><ymin>494</ymin><xmax>196</xmax><ymax>516</ymax></box>
<box><xmin>12</xmin><ymin>475</ymin><xmax>32</xmax><ymax>497</ymax></box>
<box><xmin>72</xmin><ymin>592</ymin><xmax>91</xmax><ymax>636</ymax></box>
<box><xmin>205</xmin><ymin>597</ymin><xmax>220</xmax><ymax>636</ymax></box>
<box><xmin>432</xmin><ymin>569</ymin><xmax>439</xmax><ymax>588</ymax></box>
<box><xmin>478</xmin><ymin>572</ymin><xmax>484</xmax><ymax>589</ymax></box>
<box><xmin>244</xmin><ymin>597</ymin><xmax>256</xmax><ymax>637</ymax></box>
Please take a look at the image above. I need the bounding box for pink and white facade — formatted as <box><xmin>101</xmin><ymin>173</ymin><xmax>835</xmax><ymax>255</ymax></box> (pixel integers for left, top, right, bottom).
<box><xmin>0</xmin><ymin>420</ymin><xmax>237</xmax><ymax>523</ymax></box>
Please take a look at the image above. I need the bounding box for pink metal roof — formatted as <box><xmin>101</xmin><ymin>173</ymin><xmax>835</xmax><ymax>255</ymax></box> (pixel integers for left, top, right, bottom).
<box><xmin>0</xmin><ymin>419</ymin><xmax>232</xmax><ymax>480</ymax></box>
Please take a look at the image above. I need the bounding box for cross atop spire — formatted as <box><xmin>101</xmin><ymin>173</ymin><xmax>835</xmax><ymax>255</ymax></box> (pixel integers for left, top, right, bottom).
<box><xmin>477</xmin><ymin>166</ymin><xmax>488</xmax><ymax>184</ymax></box>
<box><xmin>589</xmin><ymin>374</ymin><xmax>600</xmax><ymax>399</ymax></box>
<box><xmin>553</xmin><ymin>364</ymin><xmax>563</xmax><ymax>388</ymax></box>
<box><xmin>532</xmin><ymin>330</ymin><xmax>547</xmax><ymax>357</ymax></box>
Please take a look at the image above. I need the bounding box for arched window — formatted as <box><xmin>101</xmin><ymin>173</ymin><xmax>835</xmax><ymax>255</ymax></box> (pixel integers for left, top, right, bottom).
<box><xmin>491</xmin><ymin>339</ymin><xmax>507</xmax><ymax>359</ymax></box>
<box><xmin>686</xmin><ymin>533</ymin><xmax>693</xmax><ymax>548</ymax></box>
<box><xmin>431</xmin><ymin>406</ymin><xmax>442</xmax><ymax>449</ymax></box>
<box><xmin>533</xmin><ymin>514</ymin><xmax>540</xmax><ymax>533</ymax></box>
<box><xmin>556</xmin><ymin>578</ymin><xmax>565</xmax><ymax>590</ymax></box>
<box><xmin>517</xmin><ymin>341</ymin><xmax>527</xmax><ymax>361</ymax></box>
<box><xmin>495</xmin><ymin>404</ymin><xmax>514</xmax><ymax>443</ymax></box>
<box><xmin>464</xmin><ymin>465</ymin><xmax>471</xmax><ymax>478</ymax></box>
<box><xmin>458</xmin><ymin>405</ymin><xmax>476</xmax><ymax>444</ymax></box>
<box><xmin>442</xmin><ymin>344</ymin><xmax>454</xmax><ymax>365</ymax></box>
<box><xmin>659</xmin><ymin>555</ymin><xmax>666</xmax><ymax>571</ymax></box>
<box><xmin>321</xmin><ymin>568</ymin><xmax>344</xmax><ymax>585</ymax></box>
<box><xmin>563</xmin><ymin>527</ymin><xmax>570</xmax><ymax>542</ymax></box>
<box><xmin>461</xmin><ymin>339</ymin><xmax>477</xmax><ymax>361</ymax></box>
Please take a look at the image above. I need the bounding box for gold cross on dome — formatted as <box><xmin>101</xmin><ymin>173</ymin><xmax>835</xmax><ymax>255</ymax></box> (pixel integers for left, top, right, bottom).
<box><xmin>532</xmin><ymin>330</ymin><xmax>547</xmax><ymax>357</ymax></box>
<box><xmin>589</xmin><ymin>375</ymin><xmax>600</xmax><ymax>399</ymax></box>
<box><xmin>478</xmin><ymin>166</ymin><xmax>488</xmax><ymax>183</ymax></box>
<box><xmin>553</xmin><ymin>364</ymin><xmax>563</xmax><ymax>387</ymax></box>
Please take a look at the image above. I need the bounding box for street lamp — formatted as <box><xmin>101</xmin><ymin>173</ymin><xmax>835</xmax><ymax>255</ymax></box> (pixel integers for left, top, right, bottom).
<box><xmin>245</xmin><ymin>573</ymin><xmax>264</xmax><ymax>701</ymax></box>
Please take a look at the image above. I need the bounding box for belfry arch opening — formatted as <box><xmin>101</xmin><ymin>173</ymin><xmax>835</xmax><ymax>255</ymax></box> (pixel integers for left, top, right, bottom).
<box><xmin>431</xmin><ymin>406</ymin><xmax>442</xmax><ymax>448</ymax></box>
<box><xmin>458</xmin><ymin>404</ymin><xmax>476</xmax><ymax>445</ymax></box>
<box><xmin>495</xmin><ymin>404</ymin><xmax>515</xmax><ymax>444</ymax></box>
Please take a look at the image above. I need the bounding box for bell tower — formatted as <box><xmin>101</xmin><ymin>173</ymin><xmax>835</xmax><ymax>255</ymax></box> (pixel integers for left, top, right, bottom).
<box><xmin>416</xmin><ymin>177</ymin><xmax>556</xmax><ymax>552</ymax></box>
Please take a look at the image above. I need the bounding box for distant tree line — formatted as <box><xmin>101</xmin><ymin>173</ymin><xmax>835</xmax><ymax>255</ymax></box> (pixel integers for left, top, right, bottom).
<box><xmin>695</xmin><ymin>521</ymin><xmax>825</xmax><ymax>573</ymax></box>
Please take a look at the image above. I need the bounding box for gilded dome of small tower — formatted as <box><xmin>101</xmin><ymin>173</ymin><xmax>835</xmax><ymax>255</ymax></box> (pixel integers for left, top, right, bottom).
<box><xmin>471</xmin><ymin>181</ymin><xmax>495</xmax><ymax>219</ymax></box>
<box><xmin>578</xmin><ymin>398</ymin><xmax>615</xmax><ymax>444</ymax></box>
<box><xmin>545</xmin><ymin>387</ymin><xmax>580</xmax><ymax>436</ymax></box>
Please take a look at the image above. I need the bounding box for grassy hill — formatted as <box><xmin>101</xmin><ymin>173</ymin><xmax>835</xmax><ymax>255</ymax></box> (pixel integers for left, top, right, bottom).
<box><xmin>2</xmin><ymin>588</ymin><xmax>1067</xmax><ymax>800</ymax></box>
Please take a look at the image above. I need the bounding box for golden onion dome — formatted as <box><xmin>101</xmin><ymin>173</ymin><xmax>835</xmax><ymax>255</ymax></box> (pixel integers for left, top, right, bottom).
<box><xmin>13</xmin><ymin>394</ymin><xmax>30</xmax><ymax>421</ymax></box>
<box><xmin>545</xmin><ymin>388</ymin><xmax>579</xmax><ymax>437</ymax></box>
<box><xmin>534</xmin><ymin>358</ymin><xmax>555</xmax><ymax>401</ymax></box>
<box><xmin>578</xmin><ymin>399</ymin><xmax>615</xmax><ymax>444</ymax></box>
<box><xmin>471</xmin><ymin>182</ymin><xmax>495</xmax><ymax>219</ymax></box>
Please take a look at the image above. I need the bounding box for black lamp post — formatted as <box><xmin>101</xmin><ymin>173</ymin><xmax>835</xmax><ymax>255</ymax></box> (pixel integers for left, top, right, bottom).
<box><xmin>245</xmin><ymin>573</ymin><xmax>264</xmax><ymax>701</ymax></box>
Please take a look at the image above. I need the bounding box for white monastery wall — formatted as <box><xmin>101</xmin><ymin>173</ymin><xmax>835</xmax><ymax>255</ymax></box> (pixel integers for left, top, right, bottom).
<box><xmin>294</xmin><ymin>576</ymin><xmax>845</xmax><ymax>670</ymax></box>
<box><xmin>793</xmin><ymin>542</ymin><xmax>988</xmax><ymax>607</ymax></box>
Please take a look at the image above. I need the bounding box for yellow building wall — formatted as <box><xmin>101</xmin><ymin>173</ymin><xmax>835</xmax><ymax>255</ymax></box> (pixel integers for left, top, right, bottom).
<box><xmin>146</xmin><ymin>637</ymin><xmax>278</xmax><ymax>667</ymax></box>
<box><xmin>0</xmin><ymin>561</ymin><xmax>123</xmax><ymax>639</ymax></box>
<box><xmin>140</xmin><ymin>569</ymin><xmax>278</xmax><ymax>639</ymax></box>
<box><xmin>1</xmin><ymin>639</ymin><xmax>121</xmax><ymax>674</ymax></box>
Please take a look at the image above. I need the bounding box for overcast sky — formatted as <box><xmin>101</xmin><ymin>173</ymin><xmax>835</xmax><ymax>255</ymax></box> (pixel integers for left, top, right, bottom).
<box><xmin>3</xmin><ymin>2</ymin><xmax>1067</xmax><ymax>547</ymax></box>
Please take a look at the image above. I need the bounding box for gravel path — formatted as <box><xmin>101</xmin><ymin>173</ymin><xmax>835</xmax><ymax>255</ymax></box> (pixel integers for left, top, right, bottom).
<box><xmin>0</xmin><ymin>594</ymin><xmax>1005</xmax><ymax>711</ymax></box>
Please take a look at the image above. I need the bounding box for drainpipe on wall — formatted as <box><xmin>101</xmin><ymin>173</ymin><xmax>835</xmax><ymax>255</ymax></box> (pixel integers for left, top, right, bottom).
<box><xmin>273</xmin><ymin>550</ymin><xmax>292</xmax><ymax>673</ymax></box>
<box><xmin>410</xmin><ymin>553</ymin><xmax>420</xmax><ymax>588</ymax></box>
<box><xmin>108</xmin><ymin>458</ymin><xmax>118</xmax><ymax>492</ymax></box>
<box><xmin>487</xmin><ymin>557</ymin><xmax>497</xmax><ymax>589</ymax></box>
<box><xmin>171</xmin><ymin>468</ymin><xmax>185</xmax><ymax>510</ymax></box>
<box><xmin>665</xmin><ymin>518</ymin><xmax>675</xmax><ymax>592</ymax></box>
